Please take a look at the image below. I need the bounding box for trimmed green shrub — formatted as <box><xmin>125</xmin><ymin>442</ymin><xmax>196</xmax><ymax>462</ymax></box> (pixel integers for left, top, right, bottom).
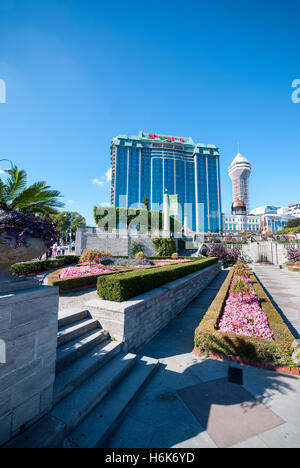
<box><xmin>135</xmin><ymin>251</ymin><xmax>146</xmax><ymax>260</ymax></box>
<box><xmin>97</xmin><ymin>257</ymin><xmax>218</xmax><ymax>302</ymax></box>
<box><xmin>194</xmin><ymin>265</ymin><xmax>295</xmax><ymax>365</ymax></box>
<box><xmin>79</xmin><ymin>249</ymin><xmax>112</xmax><ymax>264</ymax></box>
<box><xmin>152</xmin><ymin>238</ymin><xmax>176</xmax><ymax>257</ymax></box>
<box><xmin>129</xmin><ymin>241</ymin><xmax>144</xmax><ymax>258</ymax></box>
<box><xmin>10</xmin><ymin>255</ymin><xmax>80</xmax><ymax>277</ymax></box>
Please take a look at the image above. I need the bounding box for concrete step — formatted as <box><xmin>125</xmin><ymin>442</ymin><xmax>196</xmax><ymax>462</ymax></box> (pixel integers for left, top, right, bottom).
<box><xmin>57</xmin><ymin>318</ymin><xmax>99</xmax><ymax>347</ymax></box>
<box><xmin>51</xmin><ymin>353</ymin><xmax>137</xmax><ymax>435</ymax></box>
<box><xmin>56</xmin><ymin>328</ymin><xmax>109</xmax><ymax>372</ymax></box>
<box><xmin>53</xmin><ymin>340</ymin><xmax>122</xmax><ymax>405</ymax></box>
<box><xmin>63</xmin><ymin>356</ymin><xmax>159</xmax><ymax>448</ymax></box>
<box><xmin>58</xmin><ymin>309</ymin><xmax>90</xmax><ymax>328</ymax></box>
<box><xmin>3</xmin><ymin>416</ymin><xmax>66</xmax><ymax>449</ymax></box>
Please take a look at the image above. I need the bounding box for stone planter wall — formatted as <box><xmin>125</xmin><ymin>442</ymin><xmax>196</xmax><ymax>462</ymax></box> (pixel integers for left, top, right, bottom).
<box><xmin>85</xmin><ymin>262</ymin><xmax>221</xmax><ymax>351</ymax></box>
<box><xmin>0</xmin><ymin>283</ymin><xmax>59</xmax><ymax>446</ymax></box>
<box><xmin>75</xmin><ymin>227</ymin><xmax>173</xmax><ymax>257</ymax></box>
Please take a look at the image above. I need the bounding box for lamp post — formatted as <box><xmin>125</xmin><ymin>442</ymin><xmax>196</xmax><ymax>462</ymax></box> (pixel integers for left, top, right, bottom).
<box><xmin>69</xmin><ymin>212</ymin><xmax>74</xmax><ymax>253</ymax></box>
<box><xmin>0</xmin><ymin>159</ymin><xmax>14</xmax><ymax>174</ymax></box>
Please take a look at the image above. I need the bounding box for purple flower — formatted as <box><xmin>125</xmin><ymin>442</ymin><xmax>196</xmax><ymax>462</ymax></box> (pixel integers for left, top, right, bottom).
<box><xmin>0</xmin><ymin>210</ymin><xmax>59</xmax><ymax>248</ymax></box>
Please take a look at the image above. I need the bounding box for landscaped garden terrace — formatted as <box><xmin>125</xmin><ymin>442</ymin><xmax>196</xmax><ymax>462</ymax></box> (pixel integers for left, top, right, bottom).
<box><xmin>10</xmin><ymin>248</ymin><xmax>218</xmax><ymax>297</ymax></box>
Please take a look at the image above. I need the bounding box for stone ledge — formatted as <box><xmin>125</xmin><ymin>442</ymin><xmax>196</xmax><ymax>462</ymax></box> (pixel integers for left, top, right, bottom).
<box><xmin>0</xmin><ymin>285</ymin><xmax>59</xmax><ymax>305</ymax></box>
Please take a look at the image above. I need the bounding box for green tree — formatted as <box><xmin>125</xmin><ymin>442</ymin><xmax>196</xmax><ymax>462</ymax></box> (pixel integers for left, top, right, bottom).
<box><xmin>286</xmin><ymin>218</ymin><xmax>300</xmax><ymax>228</ymax></box>
<box><xmin>50</xmin><ymin>211</ymin><xmax>86</xmax><ymax>238</ymax></box>
<box><xmin>0</xmin><ymin>166</ymin><xmax>64</xmax><ymax>215</ymax></box>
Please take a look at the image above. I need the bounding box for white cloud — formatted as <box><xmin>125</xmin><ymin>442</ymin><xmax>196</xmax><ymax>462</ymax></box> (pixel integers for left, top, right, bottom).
<box><xmin>0</xmin><ymin>169</ymin><xmax>4</xmax><ymax>174</ymax></box>
<box><xmin>67</xmin><ymin>200</ymin><xmax>75</xmax><ymax>204</ymax></box>
<box><xmin>106</xmin><ymin>168</ymin><xmax>112</xmax><ymax>182</ymax></box>
<box><xmin>92</xmin><ymin>178</ymin><xmax>105</xmax><ymax>186</ymax></box>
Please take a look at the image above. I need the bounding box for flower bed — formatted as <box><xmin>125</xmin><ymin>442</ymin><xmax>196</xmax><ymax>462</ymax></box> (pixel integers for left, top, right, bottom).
<box><xmin>194</xmin><ymin>262</ymin><xmax>296</xmax><ymax>366</ymax></box>
<box><xmin>59</xmin><ymin>265</ymin><xmax>114</xmax><ymax>279</ymax></box>
<box><xmin>288</xmin><ymin>262</ymin><xmax>300</xmax><ymax>273</ymax></box>
<box><xmin>47</xmin><ymin>267</ymin><xmax>124</xmax><ymax>293</ymax></box>
<box><xmin>48</xmin><ymin>257</ymin><xmax>193</xmax><ymax>293</ymax></box>
<box><xmin>218</xmin><ymin>269</ymin><xmax>274</xmax><ymax>340</ymax></box>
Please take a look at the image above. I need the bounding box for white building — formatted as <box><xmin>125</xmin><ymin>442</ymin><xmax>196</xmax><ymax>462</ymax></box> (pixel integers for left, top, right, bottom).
<box><xmin>288</xmin><ymin>202</ymin><xmax>300</xmax><ymax>217</ymax></box>
<box><xmin>228</xmin><ymin>153</ymin><xmax>252</xmax><ymax>214</ymax></box>
<box><xmin>250</xmin><ymin>205</ymin><xmax>279</xmax><ymax>216</ymax></box>
<box><xmin>223</xmin><ymin>213</ymin><xmax>261</xmax><ymax>233</ymax></box>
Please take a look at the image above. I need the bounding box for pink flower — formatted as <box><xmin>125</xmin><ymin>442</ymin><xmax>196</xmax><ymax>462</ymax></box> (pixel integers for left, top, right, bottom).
<box><xmin>218</xmin><ymin>270</ymin><xmax>274</xmax><ymax>340</ymax></box>
<box><xmin>59</xmin><ymin>265</ymin><xmax>113</xmax><ymax>279</ymax></box>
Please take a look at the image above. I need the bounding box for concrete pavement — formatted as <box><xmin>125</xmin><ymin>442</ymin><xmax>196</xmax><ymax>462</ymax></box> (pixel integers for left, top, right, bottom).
<box><xmin>252</xmin><ymin>265</ymin><xmax>300</xmax><ymax>337</ymax></box>
<box><xmin>105</xmin><ymin>268</ymin><xmax>300</xmax><ymax>448</ymax></box>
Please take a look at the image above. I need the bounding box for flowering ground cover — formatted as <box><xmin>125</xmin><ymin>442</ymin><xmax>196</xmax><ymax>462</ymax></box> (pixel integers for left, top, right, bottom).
<box><xmin>59</xmin><ymin>265</ymin><xmax>113</xmax><ymax>279</ymax></box>
<box><xmin>218</xmin><ymin>271</ymin><xmax>274</xmax><ymax>340</ymax></box>
<box><xmin>288</xmin><ymin>262</ymin><xmax>300</xmax><ymax>272</ymax></box>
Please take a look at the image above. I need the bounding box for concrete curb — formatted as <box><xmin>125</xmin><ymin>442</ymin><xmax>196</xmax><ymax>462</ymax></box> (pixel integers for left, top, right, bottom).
<box><xmin>194</xmin><ymin>348</ymin><xmax>300</xmax><ymax>376</ymax></box>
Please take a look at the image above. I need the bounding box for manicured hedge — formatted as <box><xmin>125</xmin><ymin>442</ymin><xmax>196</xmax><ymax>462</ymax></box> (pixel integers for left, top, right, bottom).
<box><xmin>194</xmin><ymin>265</ymin><xmax>295</xmax><ymax>364</ymax></box>
<box><xmin>10</xmin><ymin>255</ymin><xmax>80</xmax><ymax>276</ymax></box>
<box><xmin>152</xmin><ymin>238</ymin><xmax>176</xmax><ymax>257</ymax></box>
<box><xmin>97</xmin><ymin>257</ymin><xmax>218</xmax><ymax>302</ymax></box>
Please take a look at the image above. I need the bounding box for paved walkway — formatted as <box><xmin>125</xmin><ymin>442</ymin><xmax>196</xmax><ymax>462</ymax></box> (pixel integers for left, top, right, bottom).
<box><xmin>252</xmin><ymin>265</ymin><xmax>300</xmax><ymax>338</ymax></box>
<box><xmin>103</xmin><ymin>268</ymin><xmax>300</xmax><ymax>449</ymax></box>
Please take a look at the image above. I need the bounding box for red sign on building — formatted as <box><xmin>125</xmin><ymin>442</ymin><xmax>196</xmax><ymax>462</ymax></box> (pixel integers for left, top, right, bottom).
<box><xmin>148</xmin><ymin>133</ymin><xmax>184</xmax><ymax>143</ymax></box>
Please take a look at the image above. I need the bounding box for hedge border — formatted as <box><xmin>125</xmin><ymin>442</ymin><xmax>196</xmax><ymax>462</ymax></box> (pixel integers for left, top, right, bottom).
<box><xmin>194</xmin><ymin>264</ymin><xmax>296</xmax><ymax>366</ymax></box>
<box><xmin>97</xmin><ymin>257</ymin><xmax>218</xmax><ymax>302</ymax></box>
<box><xmin>10</xmin><ymin>256</ymin><xmax>80</xmax><ymax>277</ymax></box>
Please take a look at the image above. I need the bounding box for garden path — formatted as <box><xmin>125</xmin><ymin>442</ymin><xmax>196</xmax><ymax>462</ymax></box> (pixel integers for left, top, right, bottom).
<box><xmin>104</xmin><ymin>268</ymin><xmax>300</xmax><ymax>448</ymax></box>
<box><xmin>252</xmin><ymin>265</ymin><xmax>300</xmax><ymax>338</ymax></box>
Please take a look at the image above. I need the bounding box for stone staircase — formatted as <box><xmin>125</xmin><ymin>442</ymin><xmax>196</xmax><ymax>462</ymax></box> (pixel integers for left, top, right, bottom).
<box><xmin>5</xmin><ymin>309</ymin><xmax>159</xmax><ymax>448</ymax></box>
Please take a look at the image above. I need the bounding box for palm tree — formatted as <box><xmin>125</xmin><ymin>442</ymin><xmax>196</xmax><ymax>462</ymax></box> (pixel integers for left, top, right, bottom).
<box><xmin>0</xmin><ymin>166</ymin><xmax>64</xmax><ymax>215</ymax></box>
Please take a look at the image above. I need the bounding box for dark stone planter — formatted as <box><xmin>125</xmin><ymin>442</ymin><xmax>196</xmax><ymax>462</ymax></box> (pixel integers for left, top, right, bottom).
<box><xmin>0</xmin><ymin>237</ymin><xmax>46</xmax><ymax>282</ymax></box>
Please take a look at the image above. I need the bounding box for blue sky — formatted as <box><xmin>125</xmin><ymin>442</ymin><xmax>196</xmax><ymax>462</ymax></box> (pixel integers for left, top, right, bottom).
<box><xmin>0</xmin><ymin>0</ymin><xmax>299</xmax><ymax>226</ymax></box>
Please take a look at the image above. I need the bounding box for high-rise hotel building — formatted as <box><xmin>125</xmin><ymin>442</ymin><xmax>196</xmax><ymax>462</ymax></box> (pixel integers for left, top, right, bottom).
<box><xmin>110</xmin><ymin>131</ymin><xmax>222</xmax><ymax>233</ymax></box>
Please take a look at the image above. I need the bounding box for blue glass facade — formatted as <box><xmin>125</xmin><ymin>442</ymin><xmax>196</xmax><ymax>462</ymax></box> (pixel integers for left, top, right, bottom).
<box><xmin>111</xmin><ymin>132</ymin><xmax>222</xmax><ymax>233</ymax></box>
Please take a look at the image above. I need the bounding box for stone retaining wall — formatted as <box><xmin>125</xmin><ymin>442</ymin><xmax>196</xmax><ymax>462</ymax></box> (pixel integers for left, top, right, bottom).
<box><xmin>0</xmin><ymin>283</ymin><xmax>59</xmax><ymax>446</ymax></box>
<box><xmin>240</xmin><ymin>242</ymin><xmax>293</xmax><ymax>264</ymax></box>
<box><xmin>75</xmin><ymin>227</ymin><xmax>174</xmax><ymax>257</ymax></box>
<box><xmin>85</xmin><ymin>262</ymin><xmax>221</xmax><ymax>351</ymax></box>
